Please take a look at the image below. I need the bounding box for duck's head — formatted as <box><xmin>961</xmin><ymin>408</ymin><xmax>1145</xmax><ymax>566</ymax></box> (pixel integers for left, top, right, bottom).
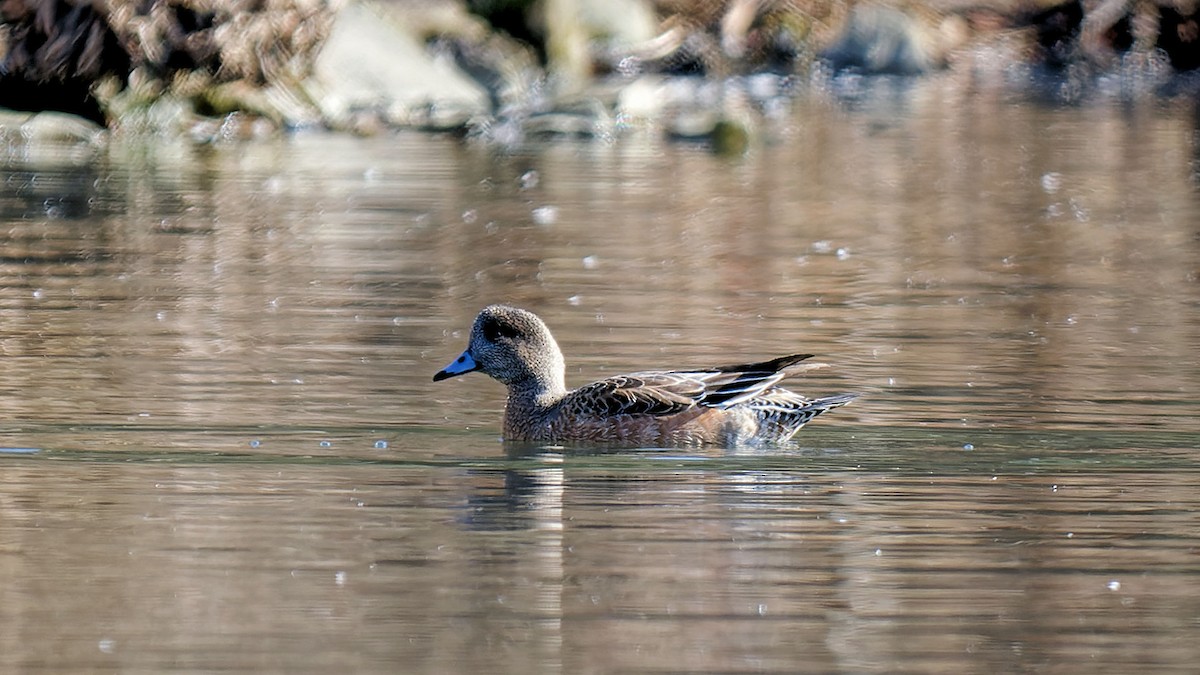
<box><xmin>433</xmin><ymin>305</ymin><xmax>566</xmax><ymax>391</ymax></box>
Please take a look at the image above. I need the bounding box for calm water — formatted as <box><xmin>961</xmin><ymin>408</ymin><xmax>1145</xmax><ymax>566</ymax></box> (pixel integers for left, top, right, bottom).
<box><xmin>2</xmin><ymin>76</ymin><xmax>1200</xmax><ymax>673</ymax></box>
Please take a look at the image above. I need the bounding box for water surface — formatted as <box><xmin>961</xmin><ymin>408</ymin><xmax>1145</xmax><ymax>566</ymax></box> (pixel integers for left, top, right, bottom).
<box><xmin>1</xmin><ymin>77</ymin><xmax>1199</xmax><ymax>672</ymax></box>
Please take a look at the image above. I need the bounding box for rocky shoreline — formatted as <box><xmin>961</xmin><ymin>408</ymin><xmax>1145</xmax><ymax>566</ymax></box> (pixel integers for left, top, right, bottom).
<box><xmin>0</xmin><ymin>0</ymin><xmax>1196</xmax><ymax>145</ymax></box>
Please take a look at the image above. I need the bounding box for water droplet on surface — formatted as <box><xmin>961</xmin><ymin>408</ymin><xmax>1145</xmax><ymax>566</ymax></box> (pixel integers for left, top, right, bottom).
<box><xmin>374</xmin><ymin>440</ymin><xmax>388</xmax><ymax>449</ymax></box>
<box><xmin>532</xmin><ymin>205</ymin><xmax>558</xmax><ymax>225</ymax></box>
<box><xmin>319</xmin><ymin>441</ymin><xmax>331</xmax><ymax>448</ymax></box>
<box><xmin>962</xmin><ymin>443</ymin><xmax>974</xmax><ymax>451</ymax></box>
<box><xmin>249</xmin><ymin>440</ymin><xmax>261</xmax><ymax>448</ymax></box>
<box><xmin>1041</xmin><ymin>172</ymin><xmax>1062</xmax><ymax>193</ymax></box>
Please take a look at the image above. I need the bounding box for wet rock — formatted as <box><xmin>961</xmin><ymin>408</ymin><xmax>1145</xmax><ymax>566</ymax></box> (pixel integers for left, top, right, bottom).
<box><xmin>820</xmin><ymin>5</ymin><xmax>965</xmax><ymax>75</ymax></box>
<box><xmin>0</xmin><ymin>109</ymin><xmax>106</xmax><ymax>145</ymax></box>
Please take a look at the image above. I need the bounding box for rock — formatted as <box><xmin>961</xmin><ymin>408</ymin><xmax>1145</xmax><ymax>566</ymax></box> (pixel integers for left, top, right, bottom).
<box><xmin>820</xmin><ymin>5</ymin><xmax>964</xmax><ymax>75</ymax></box>
<box><xmin>304</xmin><ymin>2</ymin><xmax>493</xmax><ymax>130</ymax></box>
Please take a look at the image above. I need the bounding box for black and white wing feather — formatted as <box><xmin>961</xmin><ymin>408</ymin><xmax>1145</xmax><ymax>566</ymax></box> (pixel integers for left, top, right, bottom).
<box><xmin>562</xmin><ymin>354</ymin><xmax>819</xmax><ymax>418</ymax></box>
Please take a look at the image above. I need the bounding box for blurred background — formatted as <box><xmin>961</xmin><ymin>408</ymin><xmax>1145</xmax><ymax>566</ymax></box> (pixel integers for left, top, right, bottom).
<box><xmin>1</xmin><ymin>1</ymin><xmax>1199</xmax><ymax>674</ymax></box>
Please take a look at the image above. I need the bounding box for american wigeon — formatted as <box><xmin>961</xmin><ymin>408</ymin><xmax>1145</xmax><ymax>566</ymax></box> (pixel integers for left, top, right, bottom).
<box><xmin>434</xmin><ymin>305</ymin><xmax>857</xmax><ymax>446</ymax></box>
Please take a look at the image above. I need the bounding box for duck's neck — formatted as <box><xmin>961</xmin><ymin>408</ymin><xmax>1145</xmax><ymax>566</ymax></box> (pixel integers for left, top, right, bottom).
<box><xmin>506</xmin><ymin>374</ymin><xmax>567</xmax><ymax>411</ymax></box>
<box><xmin>503</xmin><ymin>374</ymin><xmax>567</xmax><ymax>439</ymax></box>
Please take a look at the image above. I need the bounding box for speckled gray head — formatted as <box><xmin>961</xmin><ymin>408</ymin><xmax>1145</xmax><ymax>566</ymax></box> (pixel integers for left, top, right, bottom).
<box><xmin>433</xmin><ymin>305</ymin><xmax>566</xmax><ymax>391</ymax></box>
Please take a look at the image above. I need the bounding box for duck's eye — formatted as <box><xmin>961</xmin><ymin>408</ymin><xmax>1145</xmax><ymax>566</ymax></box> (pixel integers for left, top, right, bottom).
<box><xmin>482</xmin><ymin>318</ymin><xmax>519</xmax><ymax>341</ymax></box>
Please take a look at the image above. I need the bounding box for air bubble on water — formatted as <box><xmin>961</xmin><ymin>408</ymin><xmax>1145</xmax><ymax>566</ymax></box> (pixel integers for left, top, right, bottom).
<box><xmin>532</xmin><ymin>205</ymin><xmax>558</xmax><ymax>225</ymax></box>
<box><xmin>519</xmin><ymin>170</ymin><xmax>539</xmax><ymax>189</ymax></box>
<box><xmin>812</xmin><ymin>240</ymin><xmax>833</xmax><ymax>254</ymax></box>
<box><xmin>582</xmin><ymin>255</ymin><xmax>598</xmax><ymax>269</ymax></box>
<box><xmin>874</xmin><ymin>549</ymin><xmax>882</xmax><ymax>556</ymax></box>
<box><xmin>98</xmin><ymin>639</ymin><xmax>115</xmax><ymax>654</ymax></box>
<box><xmin>319</xmin><ymin>441</ymin><xmax>332</xmax><ymax>448</ymax></box>
<box><xmin>962</xmin><ymin>443</ymin><xmax>974</xmax><ymax>451</ymax></box>
<box><xmin>1107</xmin><ymin>580</ymin><xmax>1121</xmax><ymax>591</ymax></box>
<box><xmin>461</xmin><ymin>209</ymin><xmax>478</xmax><ymax>224</ymax></box>
<box><xmin>1051</xmin><ymin>484</ymin><xmax>1058</xmax><ymax>492</ymax></box>
<box><xmin>156</xmin><ymin>311</ymin><xmax>167</xmax><ymax>321</ymax></box>
<box><xmin>374</xmin><ymin>440</ymin><xmax>388</xmax><ymax>449</ymax></box>
<box><xmin>249</xmin><ymin>440</ymin><xmax>261</xmax><ymax>448</ymax></box>
<box><xmin>1065</xmin><ymin>315</ymin><xmax>1077</xmax><ymax>325</ymax></box>
<box><xmin>335</xmin><ymin>571</ymin><xmax>347</xmax><ymax>586</ymax></box>
<box><xmin>836</xmin><ymin>248</ymin><xmax>850</xmax><ymax>260</ymax></box>
<box><xmin>567</xmin><ymin>295</ymin><xmax>582</xmax><ymax>305</ymax></box>
<box><xmin>32</xmin><ymin>289</ymin><xmax>43</xmax><ymax>299</ymax></box>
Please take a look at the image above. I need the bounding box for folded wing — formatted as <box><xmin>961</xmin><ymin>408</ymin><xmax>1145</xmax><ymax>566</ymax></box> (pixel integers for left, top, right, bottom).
<box><xmin>563</xmin><ymin>354</ymin><xmax>818</xmax><ymax>418</ymax></box>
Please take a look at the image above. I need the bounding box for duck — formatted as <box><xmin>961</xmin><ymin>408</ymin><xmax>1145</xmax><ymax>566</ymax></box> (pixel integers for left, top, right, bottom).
<box><xmin>433</xmin><ymin>305</ymin><xmax>857</xmax><ymax>447</ymax></box>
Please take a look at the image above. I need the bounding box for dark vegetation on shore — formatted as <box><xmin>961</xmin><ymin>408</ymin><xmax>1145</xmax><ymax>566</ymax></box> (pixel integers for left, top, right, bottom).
<box><xmin>0</xmin><ymin>0</ymin><xmax>1196</xmax><ymax>137</ymax></box>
